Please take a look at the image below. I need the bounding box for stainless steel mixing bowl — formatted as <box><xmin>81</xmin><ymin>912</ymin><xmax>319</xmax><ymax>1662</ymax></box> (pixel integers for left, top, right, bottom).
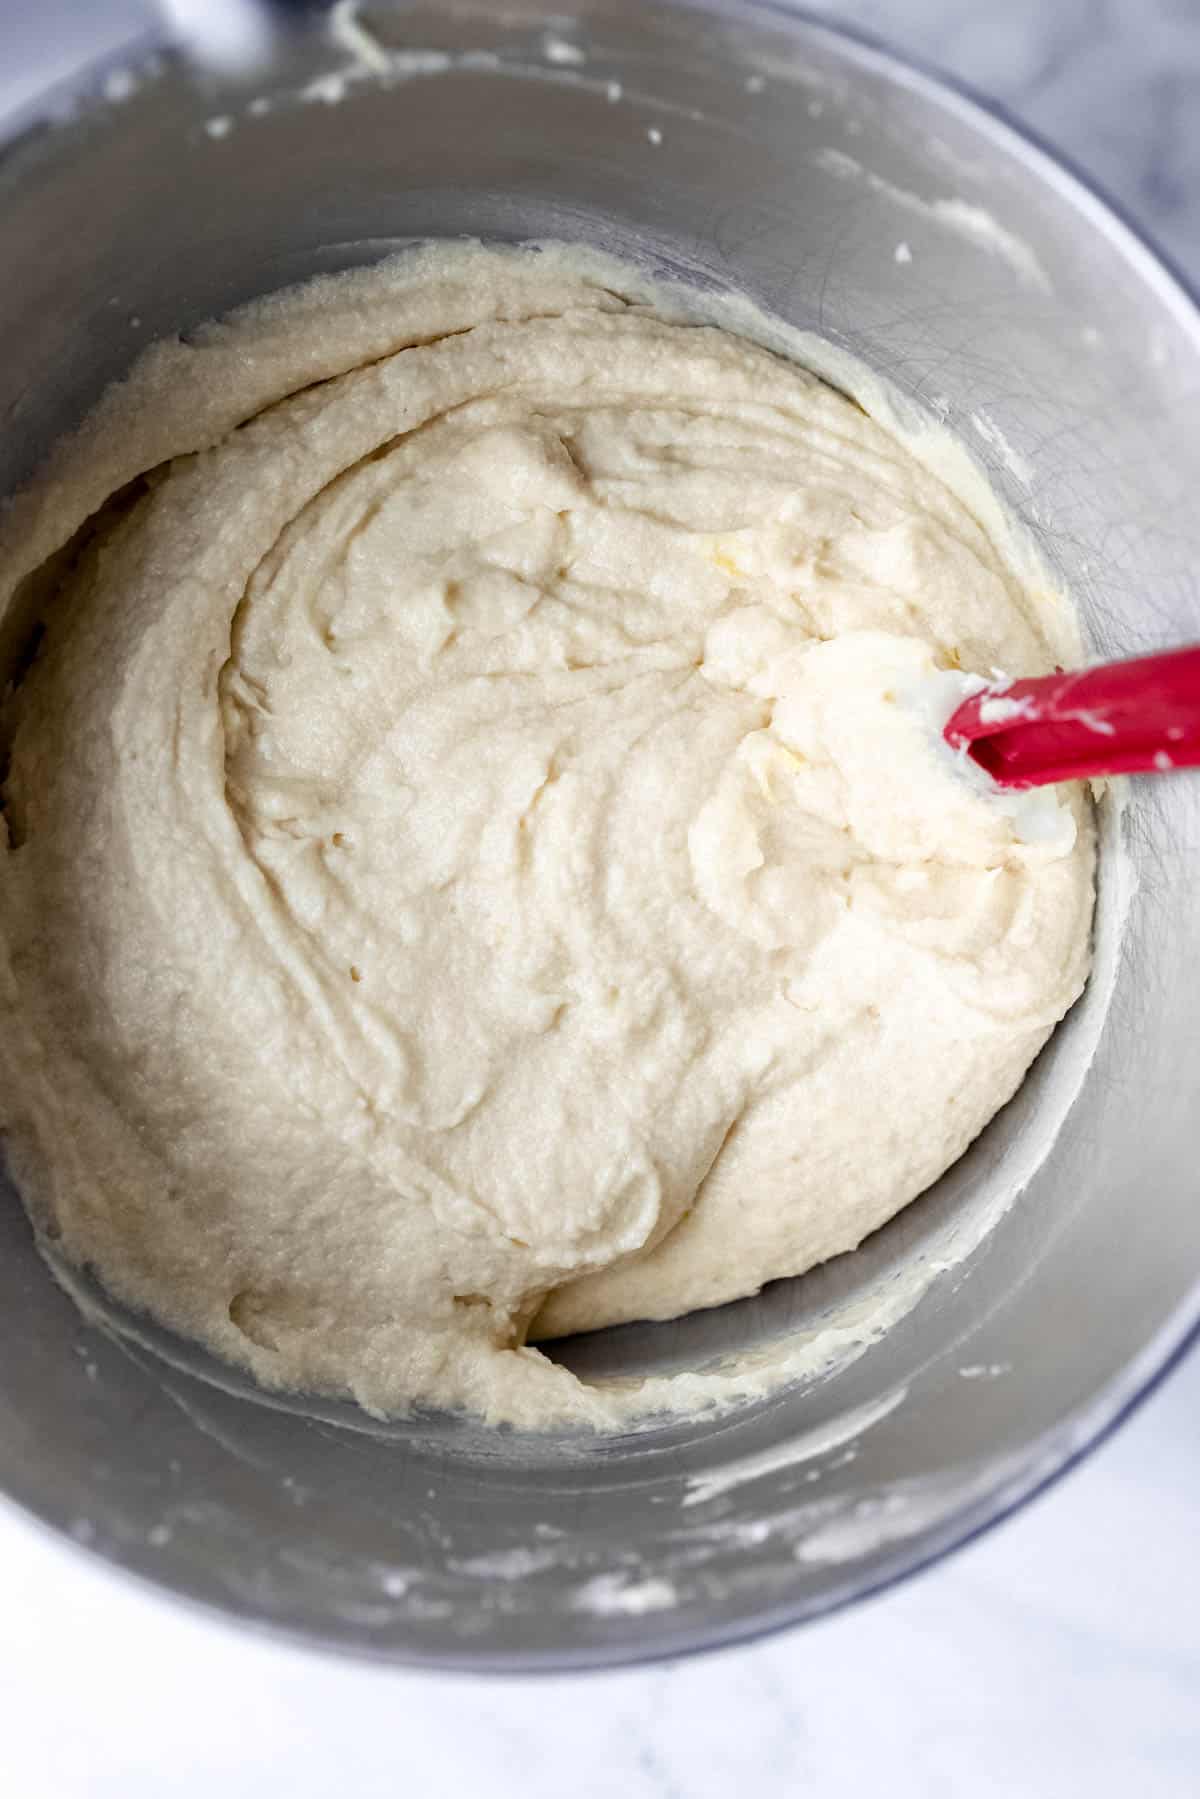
<box><xmin>1</xmin><ymin>0</ymin><xmax>1198</xmax><ymax>1671</ymax></box>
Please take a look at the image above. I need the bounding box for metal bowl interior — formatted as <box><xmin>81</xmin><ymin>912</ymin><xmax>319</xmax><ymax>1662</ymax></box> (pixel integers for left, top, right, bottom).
<box><xmin>0</xmin><ymin>0</ymin><xmax>1198</xmax><ymax>1669</ymax></box>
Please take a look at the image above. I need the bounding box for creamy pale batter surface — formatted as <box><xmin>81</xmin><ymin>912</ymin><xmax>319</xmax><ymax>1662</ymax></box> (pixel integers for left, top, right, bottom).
<box><xmin>0</xmin><ymin>245</ymin><xmax>1093</xmax><ymax>1427</ymax></box>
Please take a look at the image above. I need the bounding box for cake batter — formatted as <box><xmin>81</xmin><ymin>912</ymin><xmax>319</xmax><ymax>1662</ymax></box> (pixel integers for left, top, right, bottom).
<box><xmin>0</xmin><ymin>244</ymin><xmax>1093</xmax><ymax>1426</ymax></box>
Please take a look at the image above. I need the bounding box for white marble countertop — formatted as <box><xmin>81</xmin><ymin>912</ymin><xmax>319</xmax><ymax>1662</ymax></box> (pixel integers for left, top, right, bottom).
<box><xmin>2</xmin><ymin>3</ymin><xmax>1198</xmax><ymax>1793</ymax></box>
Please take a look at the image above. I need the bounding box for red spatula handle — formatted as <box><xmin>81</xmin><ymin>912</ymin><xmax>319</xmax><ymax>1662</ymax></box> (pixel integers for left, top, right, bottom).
<box><xmin>944</xmin><ymin>644</ymin><xmax>1200</xmax><ymax>789</ymax></box>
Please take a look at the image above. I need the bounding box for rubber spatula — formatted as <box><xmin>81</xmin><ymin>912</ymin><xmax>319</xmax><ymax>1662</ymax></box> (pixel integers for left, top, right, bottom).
<box><xmin>943</xmin><ymin>643</ymin><xmax>1200</xmax><ymax>789</ymax></box>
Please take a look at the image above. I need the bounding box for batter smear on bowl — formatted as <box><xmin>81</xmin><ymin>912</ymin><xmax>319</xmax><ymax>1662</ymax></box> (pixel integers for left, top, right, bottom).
<box><xmin>0</xmin><ymin>244</ymin><xmax>1093</xmax><ymax>1427</ymax></box>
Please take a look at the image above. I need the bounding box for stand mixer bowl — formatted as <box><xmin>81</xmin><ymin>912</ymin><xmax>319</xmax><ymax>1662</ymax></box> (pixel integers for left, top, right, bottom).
<box><xmin>0</xmin><ymin>0</ymin><xmax>1198</xmax><ymax>1669</ymax></box>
